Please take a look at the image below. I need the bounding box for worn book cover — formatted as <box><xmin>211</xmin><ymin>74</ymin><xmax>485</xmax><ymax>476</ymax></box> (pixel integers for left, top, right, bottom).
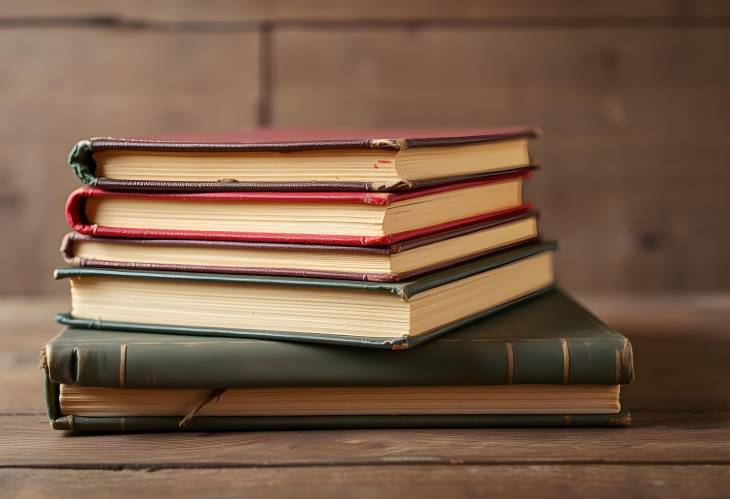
<box><xmin>43</xmin><ymin>289</ymin><xmax>633</xmax><ymax>432</ymax></box>
<box><xmin>60</xmin><ymin>207</ymin><xmax>538</xmax><ymax>282</ymax></box>
<box><xmin>69</xmin><ymin>127</ymin><xmax>537</xmax><ymax>192</ymax></box>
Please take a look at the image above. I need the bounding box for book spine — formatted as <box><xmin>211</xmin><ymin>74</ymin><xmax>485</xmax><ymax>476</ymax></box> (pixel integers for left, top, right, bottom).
<box><xmin>46</xmin><ymin>333</ymin><xmax>634</xmax><ymax>389</ymax></box>
<box><xmin>68</xmin><ymin>140</ymin><xmax>96</xmax><ymax>185</ymax></box>
<box><xmin>49</xmin><ymin>411</ymin><xmax>631</xmax><ymax>432</ymax></box>
<box><xmin>65</xmin><ymin>187</ymin><xmax>94</xmax><ymax>236</ymax></box>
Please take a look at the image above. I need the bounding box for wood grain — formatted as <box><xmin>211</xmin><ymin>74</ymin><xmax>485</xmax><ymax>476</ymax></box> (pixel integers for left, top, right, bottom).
<box><xmin>272</xmin><ymin>27</ymin><xmax>730</xmax><ymax>293</ymax></box>
<box><xmin>580</xmin><ymin>293</ymin><xmax>730</xmax><ymax>339</ymax></box>
<box><xmin>0</xmin><ymin>295</ymin><xmax>728</xmax><ymax>497</ymax></box>
<box><xmin>0</xmin><ymin>297</ymin><xmax>66</xmax><ymax>415</ymax></box>
<box><xmin>3</xmin><ymin>1</ymin><xmax>728</xmax><ymax>23</ymax></box>
<box><xmin>582</xmin><ymin>293</ymin><xmax>730</xmax><ymax>411</ymax></box>
<box><xmin>619</xmin><ymin>331</ymin><xmax>730</xmax><ymax>411</ymax></box>
<box><xmin>0</xmin><ymin>297</ymin><xmax>66</xmax><ymax>352</ymax></box>
<box><xmin>1</xmin><ymin>412</ymin><xmax>729</xmax><ymax>467</ymax></box>
<box><xmin>0</xmin><ymin>9</ymin><xmax>728</xmax><ymax>295</ymax></box>
<box><xmin>0</xmin><ymin>29</ymin><xmax>259</xmax><ymax>295</ymax></box>
<box><xmin>2</xmin><ymin>465</ymin><xmax>729</xmax><ymax>499</ymax></box>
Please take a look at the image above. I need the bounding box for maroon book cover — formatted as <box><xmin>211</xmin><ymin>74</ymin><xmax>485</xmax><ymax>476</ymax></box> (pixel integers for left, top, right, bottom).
<box><xmin>61</xmin><ymin>208</ymin><xmax>538</xmax><ymax>282</ymax></box>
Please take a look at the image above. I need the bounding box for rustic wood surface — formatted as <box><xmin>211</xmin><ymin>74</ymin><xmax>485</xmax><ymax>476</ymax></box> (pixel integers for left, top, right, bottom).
<box><xmin>271</xmin><ymin>26</ymin><xmax>730</xmax><ymax>294</ymax></box>
<box><xmin>2</xmin><ymin>466</ymin><xmax>729</xmax><ymax>499</ymax></box>
<box><xmin>0</xmin><ymin>28</ymin><xmax>260</xmax><ymax>295</ymax></box>
<box><xmin>0</xmin><ymin>294</ymin><xmax>728</xmax><ymax>497</ymax></box>
<box><xmin>4</xmin><ymin>1</ymin><xmax>730</xmax><ymax>22</ymax></box>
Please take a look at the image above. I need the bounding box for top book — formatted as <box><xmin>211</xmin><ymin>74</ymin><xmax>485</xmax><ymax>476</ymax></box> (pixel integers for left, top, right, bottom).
<box><xmin>69</xmin><ymin>128</ymin><xmax>537</xmax><ymax>192</ymax></box>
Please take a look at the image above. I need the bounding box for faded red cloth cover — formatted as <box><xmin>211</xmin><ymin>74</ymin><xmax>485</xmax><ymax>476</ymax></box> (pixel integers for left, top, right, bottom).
<box><xmin>61</xmin><ymin>209</ymin><xmax>538</xmax><ymax>281</ymax></box>
<box><xmin>66</xmin><ymin>172</ymin><xmax>530</xmax><ymax>246</ymax></box>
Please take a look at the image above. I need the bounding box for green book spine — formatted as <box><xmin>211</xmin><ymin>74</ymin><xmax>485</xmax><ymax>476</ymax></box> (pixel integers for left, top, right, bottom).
<box><xmin>68</xmin><ymin>140</ymin><xmax>96</xmax><ymax>184</ymax></box>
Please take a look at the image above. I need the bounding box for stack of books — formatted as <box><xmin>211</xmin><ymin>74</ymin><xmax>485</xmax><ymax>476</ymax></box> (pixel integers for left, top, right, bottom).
<box><xmin>43</xmin><ymin>129</ymin><xmax>634</xmax><ymax>432</ymax></box>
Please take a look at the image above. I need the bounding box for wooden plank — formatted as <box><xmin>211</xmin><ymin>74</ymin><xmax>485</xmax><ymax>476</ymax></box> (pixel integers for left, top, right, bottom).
<box><xmin>1</xmin><ymin>412</ymin><xmax>728</xmax><ymax>467</ymax></box>
<box><xmin>579</xmin><ymin>293</ymin><xmax>730</xmax><ymax>411</ymax></box>
<box><xmin>0</xmin><ymin>297</ymin><xmax>66</xmax><ymax>351</ymax></box>
<box><xmin>2</xmin><ymin>1</ymin><xmax>728</xmax><ymax>23</ymax></box>
<box><xmin>272</xmin><ymin>27</ymin><xmax>730</xmax><ymax>293</ymax></box>
<box><xmin>2</xmin><ymin>465</ymin><xmax>730</xmax><ymax>499</ymax></box>
<box><xmin>620</xmin><ymin>331</ymin><xmax>730</xmax><ymax>411</ymax></box>
<box><xmin>0</xmin><ymin>357</ymin><xmax>45</xmax><ymax>415</ymax></box>
<box><xmin>0</xmin><ymin>297</ymin><xmax>66</xmax><ymax>415</ymax></box>
<box><xmin>580</xmin><ymin>293</ymin><xmax>730</xmax><ymax>339</ymax></box>
<box><xmin>0</xmin><ymin>29</ymin><xmax>259</xmax><ymax>295</ymax></box>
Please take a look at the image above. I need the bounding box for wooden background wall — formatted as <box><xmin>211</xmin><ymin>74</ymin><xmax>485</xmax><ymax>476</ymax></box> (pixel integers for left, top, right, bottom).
<box><xmin>1</xmin><ymin>1</ymin><xmax>729</xmax><ymax>295</ymax></box>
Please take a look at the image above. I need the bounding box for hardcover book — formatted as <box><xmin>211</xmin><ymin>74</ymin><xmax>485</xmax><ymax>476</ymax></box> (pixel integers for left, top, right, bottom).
<box><xmin>65</xmin><ymin>172</ymin><xmax>530</xmax><ymax>246</ymax></box>
<box><xmin>42</xmin><ymin>290</ymin><xmax>634</xmax><ymax>432</ymax></box>
<box><xmin>60</xmin><ymin>208</ymin><xmax>539</xmax><ymax>281</ymax></box>
<box><xmin>69</xmin><ymin>128</ymin><xmax>536</xmax><ymax>192</ymax></box>
<box><xmin>55</xmin><ymin>241</ymin><xmax>557</xmax><ymax>349</ymax></box>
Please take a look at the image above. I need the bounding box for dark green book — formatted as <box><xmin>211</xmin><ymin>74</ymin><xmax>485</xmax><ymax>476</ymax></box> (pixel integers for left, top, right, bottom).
<box><xmin>43</xmin><ymin>290</ymin><xmax>634</xmax><ymax>432</ymax></box>
<box><xmin>55</xmin><ymin>241</ymin><xmax>556</xmax><ymax>349</ymax></box>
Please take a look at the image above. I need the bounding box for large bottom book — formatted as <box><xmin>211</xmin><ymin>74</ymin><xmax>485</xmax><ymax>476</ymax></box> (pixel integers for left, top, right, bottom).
<box><xmin>43</xmin><ymin>290</ymin><xmax>634</xmax><ymax>431</ymax></box>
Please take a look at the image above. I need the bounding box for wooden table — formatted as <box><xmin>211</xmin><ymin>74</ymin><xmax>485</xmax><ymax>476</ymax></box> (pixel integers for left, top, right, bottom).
<box><xmin>1</xmin><ymin>295</ymin><xmax>729</xmax><ymax>498</ymax></box>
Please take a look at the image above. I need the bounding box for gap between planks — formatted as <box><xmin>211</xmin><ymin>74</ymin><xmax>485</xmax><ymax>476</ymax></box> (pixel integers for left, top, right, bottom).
<box><xmin>0</xmin><ymin>17</ymin><xmax>729</xmax><ymax>31</ymax></box>
<box><xmin>3</xmin><ymin>460</ymin><xmax>730</xmax><ymax>471</ymax></box>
